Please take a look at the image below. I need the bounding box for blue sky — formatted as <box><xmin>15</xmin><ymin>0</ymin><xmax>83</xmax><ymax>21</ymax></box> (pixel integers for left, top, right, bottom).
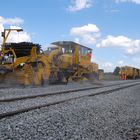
<box><xmin>0</xmin><ymin>0</ymin><xmax>140</xmax><ymax>72</ymax></box>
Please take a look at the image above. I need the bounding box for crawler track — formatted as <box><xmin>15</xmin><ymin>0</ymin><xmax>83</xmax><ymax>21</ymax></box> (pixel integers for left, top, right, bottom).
<box><xmin>0</xmin><ymin>81</ymin><xmax>140</xmax><ymax>120</ymax></box>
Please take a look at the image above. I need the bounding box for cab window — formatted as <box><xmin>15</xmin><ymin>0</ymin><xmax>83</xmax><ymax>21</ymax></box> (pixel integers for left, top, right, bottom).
<box><xmin>63</xmin><ymin>45</ymin><xmax>73</xmax><ymax>54</ymax></box>
<box><xmin>80</xmin><ymin>46</ymin><xmax>89</xmax><ymax>55</ymax></box>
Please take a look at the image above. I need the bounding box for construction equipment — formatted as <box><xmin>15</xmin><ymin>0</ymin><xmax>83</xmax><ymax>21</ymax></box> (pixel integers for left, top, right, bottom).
<box><xmin>0</xmin><ymin>29</ymin><xmax>99</xmax><ymax>87</ymax></box>
<box><xmin>119</xmin><ymin>66</ymin><xmax>140</xmax><ymax>80</ymax></box>
<box><xmin>48</xmin><ymin>41</ymin><xmax>99</xmax><ymax>84</ymax></box>
<box><xmin>0</xmin><ymin>29</ymin><xmax>51</xmax><ymax>87</ymax></box>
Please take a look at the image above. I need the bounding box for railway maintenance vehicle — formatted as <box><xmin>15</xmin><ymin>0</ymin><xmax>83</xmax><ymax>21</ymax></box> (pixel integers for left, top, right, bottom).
<box><xmin>0</xmin><ymin>29</ymin><xmax>99</xmax><ymax>87</ymax></box>
<box><xmin>119</xmin><ymin>66</ymin><xmax>140</xmax><ymax>80</ymax></box>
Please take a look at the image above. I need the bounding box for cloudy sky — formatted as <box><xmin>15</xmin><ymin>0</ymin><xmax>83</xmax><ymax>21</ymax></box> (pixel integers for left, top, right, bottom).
<box><xmin>0</xmin><ymin>0</ymin><xmax>140</xmax><ymax>72</ymax></box>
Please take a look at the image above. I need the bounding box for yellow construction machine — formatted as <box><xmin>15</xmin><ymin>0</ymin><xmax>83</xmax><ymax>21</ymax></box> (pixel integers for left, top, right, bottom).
<box><xmin>0</xmin><ymin>29</ymin><xmax>99</xmax><ymax>87</ymax></box>
<box><xmin>119</xmin><ymin>66</ymin><xmax>140</xmax><ymax>80</ymax></box>
<box><xmin>0</xmin><ymin>29</ymin><xmax>51</xmax><ymax>87</ymax></box>
<box><xmin>47</xmin><ymin>41</ymin><xmax>99</xmax><ymax>84</ymax></box>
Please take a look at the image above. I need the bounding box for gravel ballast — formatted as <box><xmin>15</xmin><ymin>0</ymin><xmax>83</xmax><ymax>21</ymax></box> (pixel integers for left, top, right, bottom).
<box><xmin>0</xmin><ymin>84</ymin><xmax>140</xmax><ymax>140</ymax></box>
<box><xmin>0</xmin><ymin>81</ymin><xmax>139</xmax><ymax>115</ymax></box>
<box><xmin>0</xmin><ymin>80</ymin><xmax>134</xmax><ymax>99</ymax></box>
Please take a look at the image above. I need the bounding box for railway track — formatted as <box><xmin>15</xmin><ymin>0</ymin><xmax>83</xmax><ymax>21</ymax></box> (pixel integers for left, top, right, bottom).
<box><xmin>0</xmin><ymin>80</ymin><xmax>140</xmax><ymax>120</ymax></box>
<box><xmin>0</xmin><ymin>80</ymin><xmax>137</xmax><ymax>102</ymax></box>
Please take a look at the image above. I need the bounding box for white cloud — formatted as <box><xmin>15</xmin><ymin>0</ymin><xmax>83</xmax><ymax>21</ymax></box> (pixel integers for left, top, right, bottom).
<box><xmin>0</xmin><ymin>16</ymin><xmax>23</xmax><ymax>25</ymax></box>
<box><xmin>117</xmin><ymin>57</ymin><xmax>140</xmax><ymax>69</ymax></box>
<box><xmin>68</xmin><ymin>0</ymin><xmax>92</xmax><ymax>12</ymax></box>
<box><xmin>115</xmin><ymin>0</ymin><xmax>140</xmax><ymax>4</ymax></box>
<box><xmin>75</xmin><ymin>37</ymin><xmax>80</xmax><ymax>44</ymax></box>
<box><xmin>132</xmin><ymin>57</ymin><xmax>140</xmax><ymax>68</ymax></box>
<box><xmin>104</xmin><ymin>62</ymin><xmax>113</xmax><ymax>68</ymax></box>
<box><xmin>10</xmin><ymin>26</ymin><xmax>22</xmax><ymax>30</ymax></box>
<box><xmin>96</xmin><ymin>35</ymin><xmax>140</xmax><ymax>55</ymax></box>
<box><xmin>70</xmin><ymin>24</ymin><xmax>100</xmax><ymax>45</ymax></box>
<box><xmin>7</xmin><ymin>26</ymin><xmax>31</xmax><ymax>43</ymax></box>
<box><xmin>110</xmin><ymin>9</ymin><xmax>120</xmax><ymax>13</ymax></box>
<box><xmin>99</xmin><ymin>59</ymin><xmax>139</xmax><ymax>72</ymax></box>
<box><xmin>0</xmin><ymin>17</ymin><xmax>31</xmax><ymax>44</ymax></box>
<box><xmin>0</xmin><ymin>24</ymin><xmax>4</xmax><ymax>31</ymax></box>
<box><xmin>133</xmin><ymin>57</ymin><xmax>140</xmax><ymax>62</ymax></box>
<box><xmin>100</xmin><ymin>62</ymin><xmax>114</xmax><ymax>72</ymax></box>
<box><xmin>117</xmin><ymin>60</ymin><xmax>124</xmax><ymax>65</ymax></box>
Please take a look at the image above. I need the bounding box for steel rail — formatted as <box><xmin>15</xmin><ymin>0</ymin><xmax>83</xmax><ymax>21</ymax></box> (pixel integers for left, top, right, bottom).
<box><xmin>0</xmin><ymin>81</ymin><xmax>140</xmax><ymax>120</ymax></box>
<box><xmin>0</xmin><ymin>80</ymin><xmax>137</xmax><ymax>103</ymax></box>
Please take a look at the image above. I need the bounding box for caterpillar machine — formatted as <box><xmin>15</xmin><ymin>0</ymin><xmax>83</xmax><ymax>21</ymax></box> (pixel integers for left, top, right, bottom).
<box><xmin>0</xmin><ymin>29</ymin><xmax>99</xmax><ymax>87</ymax></box>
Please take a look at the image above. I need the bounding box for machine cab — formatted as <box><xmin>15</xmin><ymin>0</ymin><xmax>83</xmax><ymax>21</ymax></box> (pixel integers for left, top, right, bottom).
<box><xmin>51</xmin><ymin>41</ymin><xmax>75</xmax><ymax>67</ymax></box>
<box><xmin>51</xmin><ymin>41</ymin><xmax>92</xmax><ymax>66</ymax></box>
<box><xmin>80</xmin><ymin>45</ymin><xmax>92</xmax><ymax>61</ymax></box>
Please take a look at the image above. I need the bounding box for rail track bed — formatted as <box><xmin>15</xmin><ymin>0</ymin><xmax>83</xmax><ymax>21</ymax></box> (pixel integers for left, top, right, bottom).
<box><xmin>0</xmin><ymin>80</ymin><xmax>140</xmax><ymax>120</ymax></box>
<box><xmin>0</xmin><ymin>80</ymin><xmax>140</xmax><ymax>140</ymax></box>
<box><xmin>0</xmin><ymin>80</ymin><xmax>135</xmax><ymax>99</ymax></box>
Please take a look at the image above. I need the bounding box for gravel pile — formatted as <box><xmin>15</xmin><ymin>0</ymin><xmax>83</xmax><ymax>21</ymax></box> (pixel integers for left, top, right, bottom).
<box><xmin>0</xmin><ymin>83</ymin><xmax>140</xmax><ymax>140</ymax></box>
